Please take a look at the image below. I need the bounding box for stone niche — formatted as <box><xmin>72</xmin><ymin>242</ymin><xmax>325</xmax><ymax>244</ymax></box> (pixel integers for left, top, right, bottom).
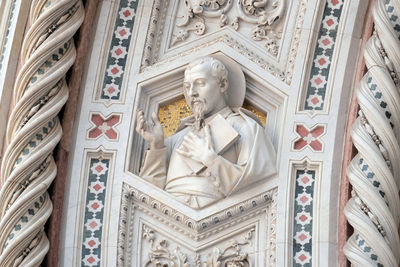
<box><xmin>120</xmin><ymin>0</ymin><xmax>290</xmax><ymax>265</ymax></box>
<box><xmin>124</xmin><ymin>50</ymin><xmax>285</xmax><ymax>266</ymax></box>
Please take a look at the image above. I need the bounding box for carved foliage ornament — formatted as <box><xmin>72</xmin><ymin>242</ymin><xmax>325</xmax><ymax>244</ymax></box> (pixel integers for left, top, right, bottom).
<box><xmin>143</xmin><ymin>225</ymin><xmax>254</xmax><ymax>267</ymax></box>
<box><xmin>174</xmin><ymin>0</ymin><xmax>284</xmax><ymax>56</ymax></box>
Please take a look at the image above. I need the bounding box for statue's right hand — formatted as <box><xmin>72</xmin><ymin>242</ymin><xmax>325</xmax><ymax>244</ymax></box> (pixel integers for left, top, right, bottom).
<box><xmin>136</xmin><ymin>109</ymin><xmax>164</xmax><ymax>149</ymax></box>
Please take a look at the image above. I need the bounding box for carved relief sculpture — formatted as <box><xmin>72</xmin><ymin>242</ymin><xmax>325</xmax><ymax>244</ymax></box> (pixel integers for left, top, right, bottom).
<box><xmin>173</xmin><ymin>0</ymin><xmax>285</xmax><ymax>56</ymax></box>
<box><xmin>142</xmin><ymin>224</ymin><xmax>254</xmax><ymax>266</ymax></box>
<box><xmin>136</xmin><ymin>55</ymin><xmax>276</xmax><ymax>209</ymax></box>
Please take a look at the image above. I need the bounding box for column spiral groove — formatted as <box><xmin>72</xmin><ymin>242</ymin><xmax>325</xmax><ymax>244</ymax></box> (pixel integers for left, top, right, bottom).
<box><xmin>344</xmin><ymin>0</ymin><xmax>400</xmax><ymax>266</ymax></box>
<box><xmin>0</xmin><ymin>0</ymin><xmax>84</xmax><ymax>266</ymax></box>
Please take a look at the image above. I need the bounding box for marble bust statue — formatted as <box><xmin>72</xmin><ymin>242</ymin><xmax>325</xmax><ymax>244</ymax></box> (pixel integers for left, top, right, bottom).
<box><xmin>136</xmin><ymin>55</ymin><xmax>276</xmax><ymax>209</ymax></box>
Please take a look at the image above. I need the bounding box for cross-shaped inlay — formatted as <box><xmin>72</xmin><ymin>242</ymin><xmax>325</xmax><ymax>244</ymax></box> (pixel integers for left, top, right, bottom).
<box><xmin>293</xmin><ymin>124</ymin><xmax>325</xmax><ymax>152</ymax></box>
<box><xmin>88</xmin><ymin>113</ymin><xmax>121</xmax><ymax>140</ymax></box>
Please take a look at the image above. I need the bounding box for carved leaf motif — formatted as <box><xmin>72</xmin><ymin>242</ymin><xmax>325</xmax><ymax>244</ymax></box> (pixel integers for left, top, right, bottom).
<box><xmin>231</xmin><ymin>17</ymin><xmax>239</xmax><ymax>31</ymax></box>
<box><xmin>208</xmin><ymin>247</ymin><xmax>222</xmax><ymax>267</ymax></box>
<box><xmin>204</xmin><ymin>0</ymin><xmax>226</xmax><ymax>10</ymax></box>
<box><xmin>219</xmin><ymin>14</ymin><xmax>228</xmax><ymax>27</ymax></box>
<box><xmin>252</xmin><ymin>26</ymin><xmax>266</xmax><ymax>41</ymax></box>
<box><xmin>173</xmin><ymin>0</ymin><xmax>283</xmax><ymax>56</ymax></box>
<box><xmin>143</xmin><ymin>225</ymin><xmax>155</xmax><ymax>247</ymax></box>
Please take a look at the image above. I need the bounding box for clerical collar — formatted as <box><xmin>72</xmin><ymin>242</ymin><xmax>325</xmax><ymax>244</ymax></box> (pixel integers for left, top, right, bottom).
<box><xmin>176</xmin><ymin>106</ymin><xmax>233</xmax><ymax>133</ymax></box>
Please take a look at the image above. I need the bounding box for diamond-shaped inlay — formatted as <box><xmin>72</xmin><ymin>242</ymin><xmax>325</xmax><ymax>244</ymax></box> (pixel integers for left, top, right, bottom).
<box><xmin>81</xmin><ymin>158</ymin><xmax>110</xmax><ymax>266</ymax></box>
<box><xmin>303</xmin><ymin>0</ymin><xmax>344</xmax><ymax>111</ymax></box>
<box><xmin>293</xmin><ymin>169</ymin><xmax>316</xmax><ymax>267</ymax></box>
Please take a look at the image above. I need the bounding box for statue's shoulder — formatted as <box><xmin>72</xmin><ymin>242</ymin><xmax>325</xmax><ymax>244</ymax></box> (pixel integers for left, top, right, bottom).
<box><xmin>230</xmin><ymin>107</ymin><xmax>263</xmax><ymax>127</ymax></box>
<box><xmin>226</xmin><ymin>108</ymin><xmax>263</xmax><ymax>138</ymax></box>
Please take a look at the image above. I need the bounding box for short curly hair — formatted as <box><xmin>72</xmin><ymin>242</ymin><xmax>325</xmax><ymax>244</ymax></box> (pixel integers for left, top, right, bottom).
<box><xmin>184</xmin><ymin>57</ymin><xmax>228</xmax><ymax>87</ymax></box>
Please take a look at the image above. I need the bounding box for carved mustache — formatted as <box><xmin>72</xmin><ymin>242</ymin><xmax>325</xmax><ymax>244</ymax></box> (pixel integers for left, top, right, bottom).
<box><xmin>190</xmin><ymin>98</ymin><xmax>205</xmax><ymax>107</ymax></box>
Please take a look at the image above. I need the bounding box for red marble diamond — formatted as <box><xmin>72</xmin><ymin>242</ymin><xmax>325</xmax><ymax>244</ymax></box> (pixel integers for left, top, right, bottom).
<box><xmin>119</xmin><ymin>29</ymin><xmax>127</xmax><ymax>36</ymax></box>
<box><xmin>300</xmin><ymin>195</ymin><xmax>309</xmax><ymax>203</ymax></box>
<box><xmin>123</xmin><ymin>10</ymin><xmax>131</xmax><ymax>17</ymax></box>
<box><xmin>115</xmin><ymin>48</ymin><xmax>123</xmax><ymax>56</ymax></box>
<box><xmin>95</xmin><ymin>165</ymin><xmax>103</xmax><ymax>173</ymax></box>
<box><xmin>87</xmin><ymin>256</ymin><xmax>96</xmax><ymax>264</ymax></box>
<box><xmin>108</xmin><ymin>86</ymin><xmax>115</xmax><ymax>93</ymax></box>
<box><xmin>314</xmin><ymin>77</ymin><xmax>323</xmax><ymax>85</ymax></box>
<box><xmin>89</xmin><ymin>221</ymin><xmax>98</xmax><ymax>229</ymax></box>
<box><xmin>298</xmin><ymin>254</ymin><xmax>307</xmax><ymax>262</ymax></box>
<box><xmin>91</xmin><ymin>202</ymin><xmax>100</xmax><ymax>210</ymax></box>
<box><xmin>299</xmin><ymin>233</ymin><xmax>308</xmax><ymax>241</ymax></box>
<box><xmin>318</xmin><ymin>58</ymin><xmax>326</xmax><ymax>66</ymax></box>
<box><xmin>93</xmin><ymin>184</ymin><xmax>102</xmax><ymax>191</ymax></box>
<box><xmin>88</xmin><ymin>240</ymin><xmax>96</xmax><ymax>247</ymax></box>
<box><xmin>299</xmin><ymin>214</ymin><xmax>308</xmax><ymax>222</ymax></box>
<box><xmin>311</xmin><ymin>97</ymin><xmax>320</xmax><ymax>104</ymax></box>
<box><xmin>111</xmin><ymin>67</ymin><xmax>119</xmax><ymax>75</ymax></box>
<box><xmin>326</xmin><ymin>18</ymin><xmax>335</xmax><ymax>27</ymax></box>
<box><xmin>331</xmin><ymin>0</ymin><xmax>339</xmax><ymax>5</ymax></box>
<box><xmin>302</xmin><ymin>176</ymin><xmax>310</xmax><ymax>184</ymax></box>
<box><xmin>322</xmin><ymin>38</ymin><xmax>331</xmax><ymax>46</ymax></box>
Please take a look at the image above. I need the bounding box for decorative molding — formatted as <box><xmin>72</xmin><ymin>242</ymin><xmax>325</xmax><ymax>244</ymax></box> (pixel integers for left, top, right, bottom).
<box><xmin>171</xmin><ymin>0</ymin><xmax>285</xmax><ymax>57</ymax></box>
<box><xmin>142</xmin><ymin>224</ymin><xmax>255</xmax><ymax>266</ymax></box>
<box><xmin>284</xmin><ymin>0</ymin><xmax>307</xmax><ymax>84</ymax></box>
<box><xmin>141</xmin><ymin>0</ymin><xmax>164</xmax><ymax>68</ymax></box>
<box><xmin>118</xmin><ymin>183</ymin><xmax>277</xmax><ymax>266</ymax></box>
<box><xmin>140</xmin><ymin>0</ymin><xmax>310</xmax><ymax>85</ymax></box>
<box><xmin>344</xmin><ymin>0</ymin><xmax>400</xmax><ymax>266</ymax></box>
<box><xmin>266</xmin><ymin>186</ymin><xmax>277</xmax><ymax>266</ymax></box>
<box><xmin>0</xmin><ymin>0</ymin><xmax>84</xmax><ymax>266</ymax></box>
<box><xmin>127</xmin><ymin>184</ymin><xmax>275</xmax><ymax>235</ymax></box>
<box><xmin>141</xmin><ymin>33</ymin><xmax>286</xmax><ymax>80</ymax></box>
<box><xmin>0</xmin><ymin>0</ymin><xmax>17</xmax><ymax>74</ymax></box>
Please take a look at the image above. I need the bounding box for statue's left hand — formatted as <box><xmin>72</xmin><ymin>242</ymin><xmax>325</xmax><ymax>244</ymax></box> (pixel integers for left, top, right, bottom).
<box><xmin>176</xmin><ymin>125</ymin><xmax>217</xmax><ymax>166</ymax></box>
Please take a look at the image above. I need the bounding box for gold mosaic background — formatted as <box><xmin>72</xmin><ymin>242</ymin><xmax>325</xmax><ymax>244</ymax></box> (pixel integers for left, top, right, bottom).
<box><xmin>242</xmin><ymin>100</ymin><xmax>267</xmax><ymax>127</ymax></box>
<box><xmin>158</xmin><ymin>97</ymin><xmax>266</xmax><ymax>137</ymax></box>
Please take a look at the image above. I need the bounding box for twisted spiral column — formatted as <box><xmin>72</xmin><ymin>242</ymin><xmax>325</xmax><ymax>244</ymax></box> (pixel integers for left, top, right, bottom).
<box><xmin>344</xmin><ymin>0</ymin><xmax>400</xmax><ymax>266</ymax></box>
<box><xmin>0</xmin><ymin>0</ymin><xmax>84</xmax><ymax>266</ymax></box>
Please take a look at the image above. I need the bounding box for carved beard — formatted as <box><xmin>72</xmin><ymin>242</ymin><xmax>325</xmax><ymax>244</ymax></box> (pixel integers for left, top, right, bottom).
<box><xmin>192</xmin><ymin>99</ymin><xmax>205</xmax><ymax>131</ymax></box>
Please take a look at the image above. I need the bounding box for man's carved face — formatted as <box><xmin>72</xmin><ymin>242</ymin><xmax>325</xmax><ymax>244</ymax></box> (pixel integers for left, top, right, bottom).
<box><xmin>183</xmin><ymin>61</ymin><xmax>228</xmax><ymax>118</ymax></box>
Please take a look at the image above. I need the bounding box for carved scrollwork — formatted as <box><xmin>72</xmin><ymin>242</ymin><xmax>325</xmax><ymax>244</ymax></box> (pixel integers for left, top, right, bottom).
<box><xmin>143</xmin><ymin>225</ymin><xmax>191</xmax><ymax>267</ymax></box>
<box><xmin>237</xmin><ymin>0</ymin><xmax>284</xmax><ymax>55</ymax></box>
<box><xmin>143</xmin><ymin>225</ymin><xmax>254</xmax><ymax>267</ymax></box>
<box><xmin>117</xmin><ymin>184</ymin><xmax>277</xmax><ymax>266</ymax></box>
<box><xmin>206</xmin><ymin>229</ymin><xmax>254</xmax><ymax>267</ymax></box>
<box><xmin>173</xmin><ymin>0</ymin><xmax>284</xmax><ymax>56</ymax></box>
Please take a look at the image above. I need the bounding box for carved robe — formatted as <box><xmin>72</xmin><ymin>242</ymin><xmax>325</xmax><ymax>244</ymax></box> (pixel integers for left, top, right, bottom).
<box><xmin>139</xmin><ymin>107</ymin><xmax>276</xmax><ymax>209</ymax></box>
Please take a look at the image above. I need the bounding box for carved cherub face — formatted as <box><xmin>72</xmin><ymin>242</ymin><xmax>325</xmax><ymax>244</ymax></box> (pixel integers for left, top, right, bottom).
<box><xmin>183</xmin><ymin>58</ymin><xmax>228</xmax><ymax>118</ymax></box>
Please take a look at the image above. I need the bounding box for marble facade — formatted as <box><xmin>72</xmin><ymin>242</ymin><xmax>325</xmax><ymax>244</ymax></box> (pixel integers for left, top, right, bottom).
<box><xmin>2</xmin><ymin>0</ymin><xmax>397</xmax><ymax>266</ymax></box>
